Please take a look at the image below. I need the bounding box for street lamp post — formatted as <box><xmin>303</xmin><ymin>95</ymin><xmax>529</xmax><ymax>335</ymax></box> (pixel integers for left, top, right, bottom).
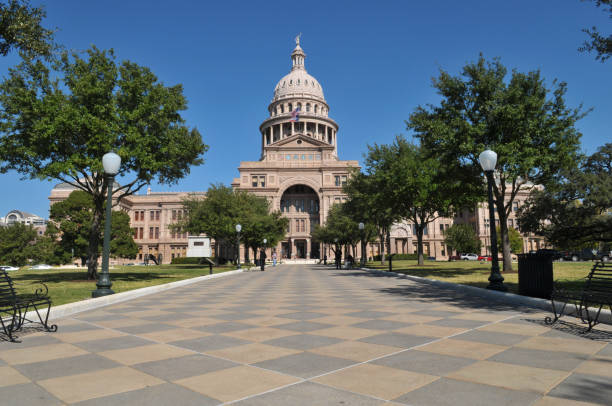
<box><xmin>92</xmin><ymin>152</ymin><xmax>121</xmax><ymax>298</ymax></box>
<box><xmin>479</xmin><ymin>149</ymin><xmax>507</xmax><ymax>292</ymax></box>
<box><xmin>236</xmin><ymin>224</ymin><xmax>242</xmax><ymax>269</ymax></box>
<box><xmin>359</xmin><ymin>222</ymin><xmax>365</xmax><ymax>268</ymax></box>
<box><xmin>261</xmin><ymin>238</ymin><xmax>267</xmax><ymax>271</ymax></box>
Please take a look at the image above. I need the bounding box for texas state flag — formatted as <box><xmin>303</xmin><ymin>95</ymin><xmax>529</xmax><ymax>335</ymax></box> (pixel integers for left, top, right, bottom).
<box><xmin>290</xmin><ymin>106</ymin><xmax>301</xmax><ymax>122</ymax></box>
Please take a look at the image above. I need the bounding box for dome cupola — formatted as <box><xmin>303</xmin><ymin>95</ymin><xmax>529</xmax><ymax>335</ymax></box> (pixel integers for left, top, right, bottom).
<box><xmin>273</xmin><ymin>35</ymin><xmax>325</xmax><ymax>102</ymax></box>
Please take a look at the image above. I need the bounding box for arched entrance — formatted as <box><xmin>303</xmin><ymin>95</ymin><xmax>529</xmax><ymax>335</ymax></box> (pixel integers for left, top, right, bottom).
<box><xmin>279</xmin><ymin>184</ymin><xmax>320</xmax><ymax>259</ymax></box>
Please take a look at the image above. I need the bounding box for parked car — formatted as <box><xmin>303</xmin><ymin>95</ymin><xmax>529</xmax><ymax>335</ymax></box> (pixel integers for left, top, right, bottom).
<box><xmin>461</xmin><ymin>253</ymin><xmax>479</xmax><ymax>261</ymax></box>
<box><xmin>0</xmin><ymin>265</ymin><xmax>19</xmax><ymax>271</ymax></box>
<box><xmin>478</xmin><ymin>255</ymin><xmax>492</xmax><ymax>261</ymax></box>
<box><xmin>558</xmin><ymin>249</ymin><xmax>611</xmax><ymax>262</ymax></box>
<box><xmin>29</xmin><ymin>264</ymin><xmax>52</xmax><ymax>270</ymax></box>
<box><xmin>535</xmin><ymin>249</ymin><xmax>563</xmax><ymax>260</ymax></box>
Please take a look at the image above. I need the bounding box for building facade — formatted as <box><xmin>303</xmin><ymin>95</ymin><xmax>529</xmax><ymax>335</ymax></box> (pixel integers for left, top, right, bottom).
<box><xmin>47</xmin><ymin>38</ymin><xmax>545</xmax><ymax>264</ymax></box>
<box><xmin>232</xmin><ymin>37</ymin><xmax>358</xmax><ymax>259</ymax></box>
<box><xmin>0</xmin><ymin>210</ymin><xmax>47</xmax><ymax>236</ymax></box>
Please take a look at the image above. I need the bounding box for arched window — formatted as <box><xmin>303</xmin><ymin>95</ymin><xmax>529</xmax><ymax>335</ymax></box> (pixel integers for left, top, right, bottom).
<box><xmin>280</xmin><ymin>104</ymin><xmax>284</xmax><ymax>113</ymax></box>
<box><xmin>274</xmin><ymin>106</ymin><xmax>278</xmax><ymax>115</ymax></box>
<box><xmin>297</xmin><ymin>102</ymin><xmax>302</xmax><ymax>110</ymax></box>
<box><xmin>289</xmin><ymin>79</ymin><xmax>293</xmax><ymax>85</ymax></box>
<box><xmin>306</xmin><ymin>103</ymin><xmax>311</xmax><ymax>112</ymax></box>
<box><xmin>314</xmin><ymin>105</ymin><xmax>318</xmax><ymax>114</ymax></box>
<box><xmin>288</xmin><ymin>103</ymin><xmax>293</xmax><ymax>112</ymax></box>
<box><xmin>297</xmin><ymin>79</ymin><xmax>300</xmax><ymax>85</ymax></box>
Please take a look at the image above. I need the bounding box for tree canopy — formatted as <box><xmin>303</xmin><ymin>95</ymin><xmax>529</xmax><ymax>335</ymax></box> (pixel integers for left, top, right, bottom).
<box><xmin>0</xmin><ymin>0</ymin><xmax>56</xmax><ymax>58</ymax></box>
<box><xmin>0</xmin><ymin>46</ymin><xmax>207</xmax><ymax>278</ymax></box>
<box><xmin>409</xmin><ymin>54</ymin><xmax>584</xmax><ymax>270</ymax></box>
<box><xmin>518</xmin><ymin>143</ymin><xmax>612</xmax><ymax>248</ymax></box>
<box><xmin>580</xmin><ymin>0</ymin><xmax>612</xmax><ymax>61</ymax></box>
<box><xmin>179</xmin><ymin>184</ymin><xmax>288</xmax><ymax>264</ymax></box>
<box><xmin>0</xmin><ymin>222</ymin><xmax>37</xmax><ymax>266</ymax></box>
<box><xmin>443</xmin><ymin>224</ymin><xmax>481</xmax><ymax>255</ymax></box>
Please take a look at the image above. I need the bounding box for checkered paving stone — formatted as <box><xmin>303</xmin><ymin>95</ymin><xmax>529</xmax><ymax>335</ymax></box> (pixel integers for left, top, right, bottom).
<box><xmin>1</xmin><ymin>264</ymin><xmax>611</xmax><ymax>405</ymax></box>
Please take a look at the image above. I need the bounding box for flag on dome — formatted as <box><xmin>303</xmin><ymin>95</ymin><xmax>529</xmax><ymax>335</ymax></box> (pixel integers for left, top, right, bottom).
<box><xmin>290</xmin><ymin>107</ymin><xmax>301</xmax><ymax>122</ymax></box>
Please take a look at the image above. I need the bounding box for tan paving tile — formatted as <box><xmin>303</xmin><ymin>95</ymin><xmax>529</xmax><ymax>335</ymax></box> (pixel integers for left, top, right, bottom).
<box><xmin>206</xmin><ymin>342</ymin><xmax>301</xmax><ymax>364</ymax></box>
<box><xmin>140</xmin><ymin>328</ymin><xmax>210</xmax><ymax>343</ymax></box>
<box><xmin>313</xmin><ymin>363</ymin><xmax>438</xmax><ymax>400</ymax></box>
<box><xmin>38</xmin><ymin>366</ymin><xmax>164</xmax><ymax>403</ymax></box>
<box><xmin>516</xmin><ymin>336</ymin><xmax>607</xmax><ymax>355</ymax></box>
<box><xmin>447</xmin><ymin>360</ymin><xmax>570</xmax><ymax>394</ymax></box>
<box><xmin>54</xmin><ymin>328</ymin><xmax>126</xmax><ymax>343</ymax></box>
<box><xmin>313</xmin><ymin>315</ymin><xmax>370</xmax><ymax>326</ymax></box>
<box><xmin>395</xmin><ymin>324</ymin><xmax>467</xmax><ymax>338</ymax></box>
<box><xmin>574</xmin><ymin>357</ymin><xmax>612</xmax><ymax>377</ymax></box>
<box><xmin>314</xmin><ymin>307</ymin><xmax>356</xmax><ymax>315</ymax></box>
<box><xmin>175</xmin><ymin>365</ymin><xmax>299</xmax><ymax>402</ymax></box>
<box><xmin>121</xmin><ymin>309</ymin><xmax>174</xmax><ymax>318</ymax></box>
<box><xmin>223</xmin><ymin>327</ymin><xmax>296</xmax><ymax>342</ymax></box>
<box><xmin>186</xmin><ymin>309</ymin><xmax>231</xmax><ymax>317</ymax></box>
<box><xmin>310</xmin><ymin>340</ymin><xmax>401</xmax><ymax>362</ymax></box>
<box><xmin>100</xmin><ymin>344</ymin><xmax>193</xmax><ymax>365</ymax></box>
<box><xmin>242</xmin><ymin>316</ymin><xmax>295</xmax><ymax>327</ymax></box>
<box><xmin>451</xmin><ymin>312</ymin><xmax>510</xmax><ymax>322</ymax></box>
<box><xmin>381</xmin><ymin>314</ymin><xmax>442</xmax><ymax>324</ymax></box>
<box><xmin>533</xmin><ymin>396</ymin><xmax>601</xmax><ymax>406</ymax></box>
<box><xmin>165</xmin><ymin>316</ymin><xmax>221</xmax><ymax>328</ymax></box>
<box><xmin>311</xmin><ymin>326</ymin><xmax>382</xmax><ymax>340</ymax></box>
<box><xmin>0</xmin><ymin>366</ymin><xmax>30</xmax><ymax>387</ymax></box>
<box><xmin>94</xmin><ymin>318</ymin><xmax>151</xmax><ymax>328</ymax></box>
<box><xmin>429</xmin><ymin>305</ymin><xmax>466</xmax><ymax>313</ymax></box>
<box><xmin>416</xmin><ymin>338</ymin><xmax>507</xmax><ymax>360</ymax></box>
<box><xmin>0</xmin><ymin>343</ymin><xmax>88</xmax><ymax>365</ymax></box>
<box><xmin>477</xmin><ymin>322</ymin><xmax>551</xmax><ymax>336</ymax></box>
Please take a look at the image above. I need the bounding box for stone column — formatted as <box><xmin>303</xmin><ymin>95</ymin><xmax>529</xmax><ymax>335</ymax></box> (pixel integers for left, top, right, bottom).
<box><xmin>291</xmin><ymin>121</ymin><xmax>294</xmax><ymax>136</ymax></box>
<box><xmin>306</xmin><ymin>238</ymin><xmax>311</xmax><ymax>259</ymax></box>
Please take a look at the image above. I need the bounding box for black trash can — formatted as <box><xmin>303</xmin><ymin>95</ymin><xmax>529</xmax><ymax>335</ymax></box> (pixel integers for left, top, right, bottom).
<box><xmin>518</xmin><ymin>253</ymin><xmax>554</xmax><ymax>299</ymax></box>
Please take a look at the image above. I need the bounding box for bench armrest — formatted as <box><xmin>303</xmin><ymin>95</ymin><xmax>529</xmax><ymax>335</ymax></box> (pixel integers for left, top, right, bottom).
<box><xmin>12</xmin><ymin>281</ymin><xmax>49</xmax><ymax>298</ymax></box>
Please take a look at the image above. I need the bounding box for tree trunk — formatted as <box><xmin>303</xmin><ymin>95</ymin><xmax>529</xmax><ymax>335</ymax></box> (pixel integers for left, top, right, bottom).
<box><xmin>386</xmin><ymin>229</ymin><xmax>391</xmax><ymax>261</ymax></box>
<box><xmin>498</xmin><ymin>211</ymin><xmax>513</xmax><ymax>272</ymax></box>
<box><xmin>214</xmin><ymin>240</ymin><xmax>219</xmax><ymax>266</ymax></box>
<box><xmin>87</xmin><ymin>205</ymin><xmax>103</xmax><ymax>280</ymax></box>
<box><xmin>379</xmin><ymin>231</ymin><xmax>385</xmax><ymax>264</ymax></box>
<box><xmin>416</xmin><ymin>226</ymin><xmax>425</xmax><ymax>265</ymax></box>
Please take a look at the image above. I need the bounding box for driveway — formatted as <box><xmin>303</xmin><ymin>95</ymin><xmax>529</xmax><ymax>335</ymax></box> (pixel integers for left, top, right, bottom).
<box><xmin>1</xmin><ymin>264</ymin><xmax>611</xmax><ymax>405</ymax></box>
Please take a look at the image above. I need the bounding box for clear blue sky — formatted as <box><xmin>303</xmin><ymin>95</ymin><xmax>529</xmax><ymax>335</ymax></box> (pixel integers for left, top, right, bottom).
<box><xmin>0</xmin><ymin>0</ymin><xmax>610</xmax><ymax>218</ymax></box>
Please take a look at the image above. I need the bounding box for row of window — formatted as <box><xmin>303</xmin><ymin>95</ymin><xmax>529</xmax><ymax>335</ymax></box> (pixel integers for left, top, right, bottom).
<box><xmin>132</xmin><ymin>227</ymin><xmax>188</xmax><ymax>240</ymax></box>
<box><xmin>286</xmin><ymin>217</ymin><xmax>319</xmax><ymax>233</ymax></box>
<box><xmin>280</xmin><ymin>199</ymin><xmax>319</xmax><ymax>213</ymax></box>
<box><xmin>334</xmin><ymin>175</ymin><xmax>347</xmax><ymax>187</ymax></box>
<box><xmin>274</xmin><ymin>102</ymin><xmax>326</xmax><ymax>116</ymax></box>
<box><xmin>133</xmin><ymin>209</ymin><xmax>187</xmax><ymax>222</ymax></box>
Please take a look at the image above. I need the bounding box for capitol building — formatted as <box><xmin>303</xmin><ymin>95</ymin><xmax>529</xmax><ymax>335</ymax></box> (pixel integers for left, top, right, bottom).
<box><xmin>49</xmin><ymin>38</ymin><xmax>544</xmax><ymax>264</ymax></box>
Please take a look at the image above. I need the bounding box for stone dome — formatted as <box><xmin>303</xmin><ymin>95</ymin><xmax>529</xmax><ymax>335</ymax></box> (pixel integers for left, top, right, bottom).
<box><xmin>272</xmin><ymin>39</ymin><xmax>325</xmax><ymax>102</ymax></box>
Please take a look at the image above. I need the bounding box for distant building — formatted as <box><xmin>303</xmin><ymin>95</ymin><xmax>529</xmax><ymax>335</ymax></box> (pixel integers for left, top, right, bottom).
<box><xmin>1</xmin><ymin>210</ymin><xmax>47</xmax><ymax>236</ymax></box>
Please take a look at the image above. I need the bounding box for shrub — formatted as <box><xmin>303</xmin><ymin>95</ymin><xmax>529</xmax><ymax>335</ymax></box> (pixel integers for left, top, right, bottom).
<box><xmin>171</xmin><ymin>257</ymin><xmax>203</xmax><ymax>265</ymax></box>
<box><xmin>372</xmin><ymin>253</ymin><xmax>419</xmax><ymax>261</ymax></box>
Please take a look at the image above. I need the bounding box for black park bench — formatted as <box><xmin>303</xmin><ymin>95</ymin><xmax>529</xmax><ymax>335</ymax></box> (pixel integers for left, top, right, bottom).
<box><xmin>0</xmin><ymin>268</ymin><xmax>57</xmax><ymax>342</ymax></box>
<box><xmin>546</xmin><ymin>261</ymin><xmax>612</xmax><ymax>331</ymax></box>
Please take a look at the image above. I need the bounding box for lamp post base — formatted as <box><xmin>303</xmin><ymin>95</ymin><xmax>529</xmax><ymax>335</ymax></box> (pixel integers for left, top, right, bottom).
<box><xmin>92</xmin><ymin>287</ymin><xmax>115</xmax><ymax>298</ymax></box>
<box><xmin>486</xmin><ymin>273</ymin><xmax>508</xmax><ymax>292</ymax></box>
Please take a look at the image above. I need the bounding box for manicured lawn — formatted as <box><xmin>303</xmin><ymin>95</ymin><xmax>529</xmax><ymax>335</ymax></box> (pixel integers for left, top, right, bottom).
<box><xmin>9</xmin><ymin>264</ymin><xmax>237</xmax><ymax>306</ymax></box>
<box><xmin>365</xmin><ymin>259</ymin><xmax>594</xmax><ymax>294</ymax></box>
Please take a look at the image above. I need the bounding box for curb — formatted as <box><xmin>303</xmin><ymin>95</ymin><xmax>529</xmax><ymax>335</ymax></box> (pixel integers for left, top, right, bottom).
<box><xmin>359</xmin><ymin>267</ymin><xmax>612</xmax><ymax>325</ymax></box>
<box><xmin>27</xmin><ymin>269</ymin><xmax>244</xmax><ymax>322</ymax></box>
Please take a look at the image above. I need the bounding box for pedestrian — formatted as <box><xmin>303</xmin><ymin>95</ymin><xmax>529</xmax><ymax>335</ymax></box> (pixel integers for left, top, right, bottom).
<box><xmin>260</xmin><ymin>249</ymin><xmax>267</xmax><ymax>271</ymax></box>
<box><xmin>272</xmin><ymin>251</ymin><xmax>277</xmax><ymax>267</ymax></box>
<box><xmin>335</xmin><ymin>250</ymin><xmax>341</xmax><ymax>270</ymax></box>
<box><xmin>323</xmin><ymin>254</ymin><xmax>327</xmax><ymax>265</ymax></box>
<box><xmin>347</xmin><ymin>254</ymin><xmax>353</xmax><ymax>269</ymax></box>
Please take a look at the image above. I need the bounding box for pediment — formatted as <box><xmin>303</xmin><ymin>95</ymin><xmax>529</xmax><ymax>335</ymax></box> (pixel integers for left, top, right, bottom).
<box><xmin>269</xmin><ymin>134</ymin><xmax>333</xmax><ymax>149</ymax></box>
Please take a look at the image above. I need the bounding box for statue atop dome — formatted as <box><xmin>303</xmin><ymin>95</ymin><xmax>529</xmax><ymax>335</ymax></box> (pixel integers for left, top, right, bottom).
<box><xmin>295</xmin><ymin>33</ymin><xmax>301</xmax><ymax>46</ymax></box>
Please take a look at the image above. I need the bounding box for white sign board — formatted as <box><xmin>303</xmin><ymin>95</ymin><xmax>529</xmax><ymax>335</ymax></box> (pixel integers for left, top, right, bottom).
<box><xmin>186</xmin><ymin>236</ymin><xmax>211</xmax><ymax>257</ymax></box>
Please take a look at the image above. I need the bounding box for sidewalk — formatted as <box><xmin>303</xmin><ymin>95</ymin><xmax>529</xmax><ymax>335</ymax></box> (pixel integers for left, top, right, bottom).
<box><xmin>1</xmin><ymin>264</ymin><xmax>610</xmax><ymax>405</ymax></box>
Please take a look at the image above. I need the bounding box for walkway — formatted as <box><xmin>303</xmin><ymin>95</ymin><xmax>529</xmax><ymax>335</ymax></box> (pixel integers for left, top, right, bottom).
<box><xmin>1</xmin><ymin>264</ymin><xmax>611</xmax><ymax>405</ymax></box>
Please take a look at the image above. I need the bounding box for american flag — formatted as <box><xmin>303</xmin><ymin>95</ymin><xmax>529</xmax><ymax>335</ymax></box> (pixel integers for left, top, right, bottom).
<box><xmin>290</xmin><ymin>107</ymin><xmax>301</xmax><ymax>122</ymax></box>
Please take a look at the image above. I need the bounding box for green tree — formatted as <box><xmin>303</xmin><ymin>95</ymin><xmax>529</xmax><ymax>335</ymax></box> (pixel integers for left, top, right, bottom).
<box><xmin>409</xmin><ymin>55</ymin><xmax>583</xmax><ymax>271</ymax></box>
<box><xmin>179</xmin><ymin>184</ymin><xmax>287</xmax><ymax>265</ymax></box>
<box><xmin>50</xmin><ymin>190</ymin><xmax>138</xmax><ymax>265</ymax></box>
<box><xmin>443</xmin><ymin>224</ymin><xmax>481</xmax><ymax>256</ymax></box>
<box><xmin>352</xmin><ymin>137</ymin><xmax>479</xmax><ymax>265</ymax></box>
<box><xmin>0</xmin><ymin>47</ymin><xmax>207</xmax><ymax>279</ymax></box>
<box><xmin>311</xmin><ymin>203</ymin><xmax>364</xmax><ymax>259</ymax></box>
<box><xmin>496</xmin><ymin>226</ymin><xmax>523</xmax><ymax>254</ymax></box>
<box><xmin>580</xmin><ymin>0</ymin><xmax>612</xmax><ymax>61</ymax></box>
<box><xmin>518</xmin><ymin>143</ymin><xmax>612</xmax><ymax>247</ymax></box>
<box><xmin>0</xmin><ymin>222</ymin><xmax>37</xmax><ymax>266</ymax></box>
<box><xmin>0</xmin><ymin>0</ymin><xmax>57</xmax><ymax>58</ymax></box>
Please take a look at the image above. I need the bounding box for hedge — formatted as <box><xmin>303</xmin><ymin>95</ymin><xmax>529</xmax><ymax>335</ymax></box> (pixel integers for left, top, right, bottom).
<box><xmin>171</xmin><ymin>257</ymin><xmax>205</xmax><ymax>265</ymax></box>
<box><xmin>372</xmin><ymin>253</ymin><xmax>419</xmax><ymax>261</ymax></box>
